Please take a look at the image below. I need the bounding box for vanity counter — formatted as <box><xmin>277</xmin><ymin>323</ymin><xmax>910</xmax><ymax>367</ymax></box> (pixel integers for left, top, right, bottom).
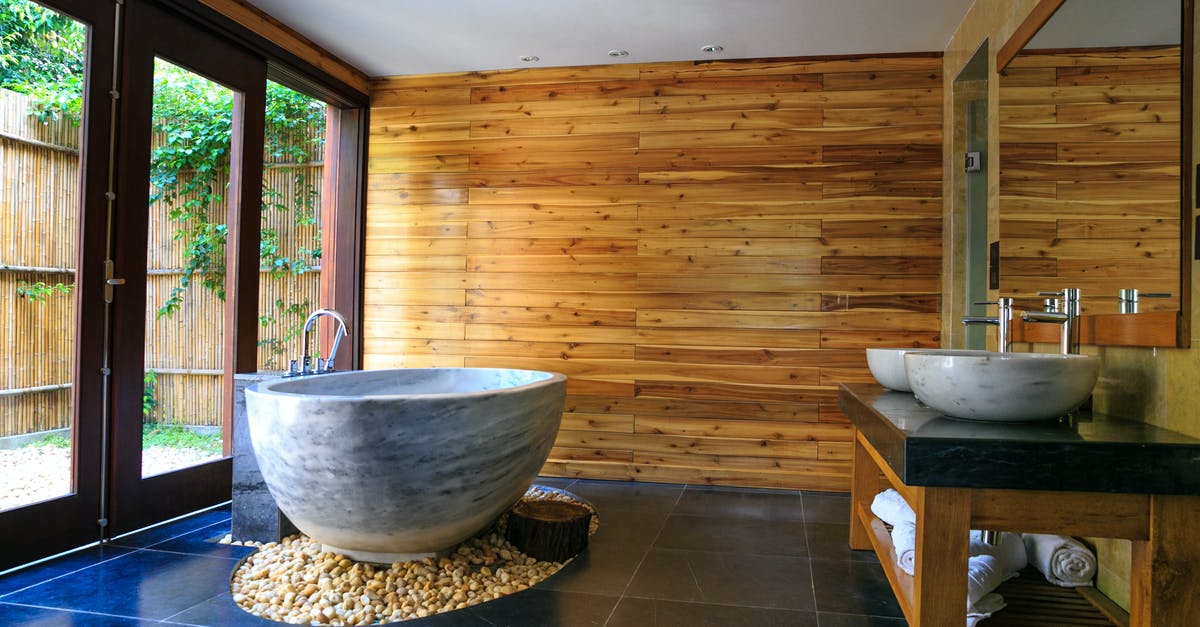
<box><xmin>838</xmin><ymin>383</ymin><xmax>1200</xmax><ymax>627</ymax></box>
<box><xmin>840</xmin><ymin>382</ymin><xmax>1200</xmax><ymax>494</ymax></box>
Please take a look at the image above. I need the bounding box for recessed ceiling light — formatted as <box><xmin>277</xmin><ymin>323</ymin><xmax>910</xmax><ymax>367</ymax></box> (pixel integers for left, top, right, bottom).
<box><xmin>701</xmin><ymin>44</ymin><xmax>724</xmax><ymax>54</ymax></box>
<box><xmin>520</xmin><ymin>55</ymin><xmax>540</xmax><ymax>63</ymax></box>
<box><xmin>608</xmin><ymin>49</ymin><xmax>629</xmax><ymax>57</ymax></box>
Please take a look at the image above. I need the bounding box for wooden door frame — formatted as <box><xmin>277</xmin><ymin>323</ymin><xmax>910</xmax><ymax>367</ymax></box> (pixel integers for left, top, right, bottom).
<box><xmin>0</xmin><ymin>0</ymin><xmax>117</xmax><ymax>572</ymax></box>
<box><xmin>107</xmin><ymin>0</ymin><xmax>266</xmax><ymax>536</ymax></box>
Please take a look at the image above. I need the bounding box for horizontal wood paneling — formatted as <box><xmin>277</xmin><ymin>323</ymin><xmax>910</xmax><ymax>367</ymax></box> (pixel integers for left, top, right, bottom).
<box><xmin>366</xmin><ymin>55</ymin><xmax>943</xmax><ymax>491</ymax></box>
<box><xmin>999</xmin><ymin>46</ymin><xmax>1181</xmax><ymax>314</ymax></box>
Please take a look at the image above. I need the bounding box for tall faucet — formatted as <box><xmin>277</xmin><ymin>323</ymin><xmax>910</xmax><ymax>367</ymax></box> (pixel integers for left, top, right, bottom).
<box><xmin>289</xmin><ymin>308</ymin><xmax>349</xmax><ymax>376</ymax></box>
<box><xmin>962</xmin><ymin>298</ymin><xmax>1013</xmax><ymax>352</ymax></box>
<box><xmin>1021</xmin><ymin>289</ymin><xmax>1080</xmax><ymax>354</ymax></box>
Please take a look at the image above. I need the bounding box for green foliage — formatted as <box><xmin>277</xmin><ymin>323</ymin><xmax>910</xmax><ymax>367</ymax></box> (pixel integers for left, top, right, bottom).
<box><xmin>147</xmin><ymin>62</ymin><xmax>325</xmax><ymax>324</ymax></box>
<box><xmin>0</xmin><ymin>0</ymin><xmax>84</xmax><ymax>122</ymax></box>
<box><xmin>142</xmin><ymin>422</ymin><xmax>221</xmax><ymax>456</ymax></box>
<box><xmin>4</xmin><ymin>2</ymin><xmax>326</xmax><ymax>351</ymax></box>
<box><xmin>257</xmin><ymin>297</ymin><xmax>311</xmax><ymax>368</ymax></box>
<box><xmin>15</xmin><ymin>280</ymin><xmax>72</xmax><ymax>303</ymax></box>
<box><xmin>23</xmin><ymin>432</ymin><xmax>70</xmax><ymax>448</ymax></box>
<box><xmin>142</xmin><ymin>370</ymin><xmax>159</xmax><ymax>418</ymax></box>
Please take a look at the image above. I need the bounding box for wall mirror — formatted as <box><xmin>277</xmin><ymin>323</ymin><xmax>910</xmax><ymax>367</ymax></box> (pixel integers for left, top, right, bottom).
<box><xmin>998</xmin><ymin>0</ymin><xmax>1190</xmax><ymax>347</ymax></box>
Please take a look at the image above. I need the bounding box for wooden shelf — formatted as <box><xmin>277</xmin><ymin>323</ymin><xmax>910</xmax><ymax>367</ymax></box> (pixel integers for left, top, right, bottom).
<box><xmin>855</xmin><ymin>500</ymin><xmax>1127</xmax><ymax>627</ymax></box>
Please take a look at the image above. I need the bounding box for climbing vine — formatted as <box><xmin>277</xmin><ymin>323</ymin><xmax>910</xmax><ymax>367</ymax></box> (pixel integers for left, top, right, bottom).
<box><xmin>3</xmin><ymin>0</ymin><xmax>326</xmax><ymax>365</ymax></box>
<box><xmin>0</xmin><ymin>0</ymin><xmax>85</xmax><ymax>122</ymax></box>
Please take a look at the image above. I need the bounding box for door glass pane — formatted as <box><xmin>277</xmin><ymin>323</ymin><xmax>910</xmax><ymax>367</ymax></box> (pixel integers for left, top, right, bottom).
<box><xmin>0</xmin><ymin>0</ymin><xmax>86</xmax><ymax>511</ymax></box>
<box><xmin>258</xmin><ymin>82</ymin><xmax>325</xmax><ymax>371</ymax></box>
<box><xmin>142</xmin><ymin>58</ymin><xmax>232</xmax><ymax>477</ymax></box>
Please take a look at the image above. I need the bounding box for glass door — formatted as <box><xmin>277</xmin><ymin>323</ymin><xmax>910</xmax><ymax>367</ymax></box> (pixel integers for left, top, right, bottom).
<box><xmin>0</xmin><ymin>0</ymin><xmax>115</xmax><ymax>570</ymax></box>
<box><xmin>107</xmin><ymin>0</ymin><xmax>266</xmax><ymax>535</ymax></box>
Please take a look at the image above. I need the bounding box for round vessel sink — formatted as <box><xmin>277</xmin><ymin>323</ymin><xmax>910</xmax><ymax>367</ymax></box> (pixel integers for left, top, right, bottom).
<box><xmin>903</xmin><ymin>351</ymin><xmax>1100</xmax><ymax>422</ymax></box>
<box><xmin>866</xmin><ymin>348</ymin><xmax>990</xmax><ymax>392</ymax></box>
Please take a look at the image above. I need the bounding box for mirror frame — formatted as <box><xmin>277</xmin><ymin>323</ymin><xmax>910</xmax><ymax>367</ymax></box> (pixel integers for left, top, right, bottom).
<box><xmin>998</xmin><ymin>0</ymin><xmax>1194</xmax><ymax>348</ymax></box>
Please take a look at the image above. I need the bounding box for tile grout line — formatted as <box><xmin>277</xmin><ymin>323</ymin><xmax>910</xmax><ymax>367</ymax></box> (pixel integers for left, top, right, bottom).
<box><xmin>599</xmin><ymin>481</ymin><xmax>687</xmax><ymax>627</ymax></box>
<box><xmin>0</xmin><ymin>549</ymin><xmax>136</xmax><ymax>602</ymax></box>
<box><xmin>0</xmin><ymin>599</ymin><xmax>163</xmax><ymax>623</ymax></box>
<box><xmin>801</xmin><ymin>490</ymin><xmax>823</xmax><ymax>627</ymax></box>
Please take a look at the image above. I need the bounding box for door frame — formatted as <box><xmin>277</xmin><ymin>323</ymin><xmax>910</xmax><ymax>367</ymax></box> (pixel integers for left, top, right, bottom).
<box><xmin>107</xmin><ymin>0</ymin><xmax>266</xmax><ymax>536</ymax></box>
<box><xmin>0</xmin><ymin>0</ymin><xmax>117</xmax><ymax>572</ymax></box>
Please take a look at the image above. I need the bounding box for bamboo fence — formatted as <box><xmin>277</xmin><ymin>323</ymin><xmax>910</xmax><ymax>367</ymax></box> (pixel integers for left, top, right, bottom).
<box><xmin>0</xmin><ymin>88</ymin><xmax>323</xmax><ymax>437</ymax></box>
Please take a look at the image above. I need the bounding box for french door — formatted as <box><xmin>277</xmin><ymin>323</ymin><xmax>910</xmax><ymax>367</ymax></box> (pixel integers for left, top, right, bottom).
<box><xmin>1</xmin><ymin>0</ymin><xmax>361</xmax><ymax>571</ymax></box>
<box><xmin>107</xmin><ymin>0</ymin><xmax>265</xmax><ymax>535</ymax></box>
<box><xmin>0</xmin><ymin>0</ymin><xmax>115</xmax><ymax>570</ymax></box>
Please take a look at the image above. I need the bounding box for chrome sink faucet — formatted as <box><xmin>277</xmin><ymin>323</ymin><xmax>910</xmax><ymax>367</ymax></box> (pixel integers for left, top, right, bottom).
<box><xmin>962</xmin><ymin>297</ymin><xmax>1013</xmax><ymax>352</ymax></box>
<box><xmin>287</xmin><ymin>308</ymin><xmax>350</xmax><ymax>376</ymax></box>
<box><xmin>1021</xmin><ymin>288</ymin><xmax>1080</xmax><ymax>354</ymax></box>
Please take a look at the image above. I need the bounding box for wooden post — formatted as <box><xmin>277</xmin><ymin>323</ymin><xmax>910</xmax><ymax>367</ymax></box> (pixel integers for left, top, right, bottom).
<box><xmin>849</xmin><ymin>428</ymin><xmax>877</xmax><ymax>551</ymax></box>
<box><xmin>1129</xmin><ymin>495</ymin><xmax>1200</xmax><ymax>627</ymax></box>
<box><xmin>911</xmin><ymin>486</ymin><xmax>971</xmax><ymax>626</ymax></box>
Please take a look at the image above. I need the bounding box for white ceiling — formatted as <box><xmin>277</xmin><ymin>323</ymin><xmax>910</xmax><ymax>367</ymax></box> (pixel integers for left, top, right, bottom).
<box><xmin>1027</xmin><ymin>0</ymin><xmax>1180</xmax><ymax>49</ymax></box>
<box><xmin>244</xmin><ymin>0</ymin><xmax>976</xmax><ymax>78</ymax></box>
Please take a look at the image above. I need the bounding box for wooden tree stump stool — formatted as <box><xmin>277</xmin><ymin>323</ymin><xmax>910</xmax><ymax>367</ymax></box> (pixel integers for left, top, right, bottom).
<box><xmin>504</xmin><ymin>500</ymin><xmax>592</xmax><ymax>562</ymax></box>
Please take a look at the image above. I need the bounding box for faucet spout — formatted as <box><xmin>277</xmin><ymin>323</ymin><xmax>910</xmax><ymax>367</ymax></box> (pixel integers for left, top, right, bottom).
<box><xmin>294</xmin><ymin>308</ymin><xmax>350</xmax><ymax>375</ymax></box>
<box><xmin>962</xmin><ymin>297</ymin><xmax>1013</xmax><ymax>352</ymax></box>
<box><xmin>1031</xmin><ymin>289</ymin><xmax>1081</xmax><ymax>354</ymax></box>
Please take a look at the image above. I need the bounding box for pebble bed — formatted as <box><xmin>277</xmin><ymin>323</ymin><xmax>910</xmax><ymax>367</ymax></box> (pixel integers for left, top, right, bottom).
<box><xmin>0</xmin><ymin>444</ymin><xmax>219</xmax><ymax>511</ymax></box>
<box><xmin>226</xmin><ymin>485</ymin><xmax>598</xmax><ymax>625</ymax></box>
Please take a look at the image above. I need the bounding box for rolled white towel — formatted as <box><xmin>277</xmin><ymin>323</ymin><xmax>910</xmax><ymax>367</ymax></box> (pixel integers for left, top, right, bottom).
<box><xmin>967</xmin><ymin>592</ymin><xmax>1006</xmax><ymax>627</ymax></box>
<box><xmin>870</xmin><ymin>489</ymin><xmax>916</xmax><ymax>526</ymax></box>
<box><xmin>1022</xmin><ymin>533</ymin><xmax>1096</xmax><ymax>587</ymax></box>
<box><xmin>891</xmin><ymin>520</ymin><xmax>916</xmax><ymax>575</ymax></box>
<box><xmin>969</xmin><ymin>530</ymin><xmax>1028</xmax><ymax>574</ymax></box>
<box><xmin>967</xmin><ymin>554</ymin><xmax>1016</xmax><ymax>607</ymax></box>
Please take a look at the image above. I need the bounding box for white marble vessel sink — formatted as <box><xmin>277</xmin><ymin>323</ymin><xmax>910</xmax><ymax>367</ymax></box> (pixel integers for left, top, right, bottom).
<box><xmin>903</xmin><ymin>352</ymin><xmax>1100</xmax><ymax>422</ymax></box>
<box><xmin>866</xmin><ymin>348</ymin><xmax>991</xmax><ymax>392</ymax></box>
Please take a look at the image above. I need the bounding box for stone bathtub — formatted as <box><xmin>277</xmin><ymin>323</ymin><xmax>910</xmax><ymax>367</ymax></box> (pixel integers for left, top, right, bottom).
<box><xmin>244</xmin><ymin>368</ymin><xmax>567</xmax><ymax>563</ymax></box>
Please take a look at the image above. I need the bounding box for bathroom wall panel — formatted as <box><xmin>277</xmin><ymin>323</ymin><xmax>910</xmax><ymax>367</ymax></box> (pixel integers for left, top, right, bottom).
<box><xmin>366</xmin><ymin>55</ymin><xmax>942</xmax><ymax>490</ymax></box>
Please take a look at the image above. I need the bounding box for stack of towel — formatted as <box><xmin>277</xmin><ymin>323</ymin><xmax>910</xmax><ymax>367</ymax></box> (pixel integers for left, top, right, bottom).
<box><xmin>870</xmin><ymin>489</ymin><xmax>1095</xmax><ymax>625</ymax></box>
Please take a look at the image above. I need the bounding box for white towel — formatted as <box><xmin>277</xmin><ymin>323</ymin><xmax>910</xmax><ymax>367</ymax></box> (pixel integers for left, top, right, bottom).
<box><xmin>967</xmin><ymin>554</ymin><xmax>1015</xmax><ymax>607</ymax></box>
<box><xmin>870</xmin><ymin>489</ymin><xmax>916</xmax><ymax>526</ymax></box>
<box><xmin>1022</xmin><ymin>533</ymin><xmax>1096</xmax><ymax>587</ymax></box>
<box><xmin>969</xmin><ymin>530</ymin><xmax>1028</xmax><ymax>574</ymax></box>
<box><xmin>967</xmin><ymin>592</ymin><xmax>1006</xmax><ymax>627</ymax></box>
<box><xmin>891</xmin><ymin>520</ymin><xmax>916</xmax><ymax>575</ymax></box>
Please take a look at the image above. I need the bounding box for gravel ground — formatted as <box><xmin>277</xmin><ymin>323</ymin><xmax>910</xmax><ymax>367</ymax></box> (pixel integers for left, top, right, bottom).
<box><xmin>226</xmin><ymin>485</ymin><xmax>598</xmax><ymax>625</ymax></box>
<box><xmin>0</xmin><ymin>444</ymin><xmax>220</xmax><ymax>511</ymax></box>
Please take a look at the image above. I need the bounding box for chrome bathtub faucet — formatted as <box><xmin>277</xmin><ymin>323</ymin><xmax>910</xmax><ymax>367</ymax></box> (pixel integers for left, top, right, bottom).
<box><xmin>287</xmin><ymin>308</ymin><xmax>350</xmax><ymax>376</ymax></box>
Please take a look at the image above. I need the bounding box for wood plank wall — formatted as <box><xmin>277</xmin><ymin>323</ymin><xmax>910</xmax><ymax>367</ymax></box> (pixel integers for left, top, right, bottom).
<box><xmin>365</xmin><ymin>55</ymin><xmax>944</xmax><ymax>491</ymax></box>
<box><xmin>999</xmin><ymin>46</ymin><xmax>1181</xmax><ymax>313</ymax></box>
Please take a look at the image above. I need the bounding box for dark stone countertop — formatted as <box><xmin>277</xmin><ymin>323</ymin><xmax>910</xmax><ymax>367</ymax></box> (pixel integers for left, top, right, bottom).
<box><xmin>839</xmin><ymin>383</ymin><xmax>1200</xmax><ymax>495</ymax></box>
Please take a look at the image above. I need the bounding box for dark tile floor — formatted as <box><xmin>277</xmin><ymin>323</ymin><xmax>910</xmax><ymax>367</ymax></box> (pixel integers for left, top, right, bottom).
<box><xmin>0</xmin><ymin>479</ymin><xmax>905</xmax><ymax>626</ymax></box>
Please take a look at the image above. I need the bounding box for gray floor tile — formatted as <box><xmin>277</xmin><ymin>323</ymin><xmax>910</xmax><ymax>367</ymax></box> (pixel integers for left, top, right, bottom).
<box><xmin>625</xmin><ymin>547</ymin><xmax>815</xmax><ymax>610</ymax></box>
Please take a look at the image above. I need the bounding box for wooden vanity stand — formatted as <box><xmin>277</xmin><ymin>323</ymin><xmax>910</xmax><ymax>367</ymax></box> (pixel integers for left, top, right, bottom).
<box><xmin>839</xmin><ymin>383</ymin><xmax>1200</xmax><ymax>627</ymax></box>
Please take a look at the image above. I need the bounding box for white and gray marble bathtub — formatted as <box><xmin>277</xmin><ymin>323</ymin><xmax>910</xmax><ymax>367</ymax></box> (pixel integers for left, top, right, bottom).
<box><xmin>244</xmin><ymin>368</ymin><xmax>567</xmax><ymax>563</ymax></box>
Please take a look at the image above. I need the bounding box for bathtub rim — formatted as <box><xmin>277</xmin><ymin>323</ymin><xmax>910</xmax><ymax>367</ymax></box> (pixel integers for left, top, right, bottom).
<box><xmin>246</xmin><ymin>367</ymin><xmax>567</xmax><ymax>401</ymax></box>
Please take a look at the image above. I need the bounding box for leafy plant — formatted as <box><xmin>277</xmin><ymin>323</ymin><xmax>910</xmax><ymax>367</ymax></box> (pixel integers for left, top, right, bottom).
<box><xmin>257</xmin><ymin>297</ymin><xmax>311</xmax><ymax>368</ymax></box>
<box><xmin>15</xmin><ymin>280</ymin><xmax>72</xmax><ymax>302</ymax></box>
<box><xmin>23</xmin><ymin>432</ymin><xmax>69</xmax><ymax>448</ymax></box>
<box><xmin>4</xmin><ymin>0</ymin><xmax>326</xmax><ymax>353</ymax></box>
<box><xmin>142</xmin><ymin>370</ymin><xmax>159</xmax><ymax>418</ymax></box>
<box><xmin>0</xmin><ymin>0</ymin><xmax>85</xmax><ymax>122</ymax></box>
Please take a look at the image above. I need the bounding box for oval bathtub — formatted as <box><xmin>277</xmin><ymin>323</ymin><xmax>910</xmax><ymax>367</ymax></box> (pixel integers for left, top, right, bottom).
<box><xmin>244</xmin><ymin>368</ymin><xmax>567</xmax><ymax>563</ymax></box>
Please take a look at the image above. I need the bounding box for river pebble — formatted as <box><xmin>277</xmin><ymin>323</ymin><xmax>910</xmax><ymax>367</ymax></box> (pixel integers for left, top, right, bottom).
<box><xmin>227</xmin><ymin>486</ymin><xmax>597</xmax><ymax>625</ymax></box>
